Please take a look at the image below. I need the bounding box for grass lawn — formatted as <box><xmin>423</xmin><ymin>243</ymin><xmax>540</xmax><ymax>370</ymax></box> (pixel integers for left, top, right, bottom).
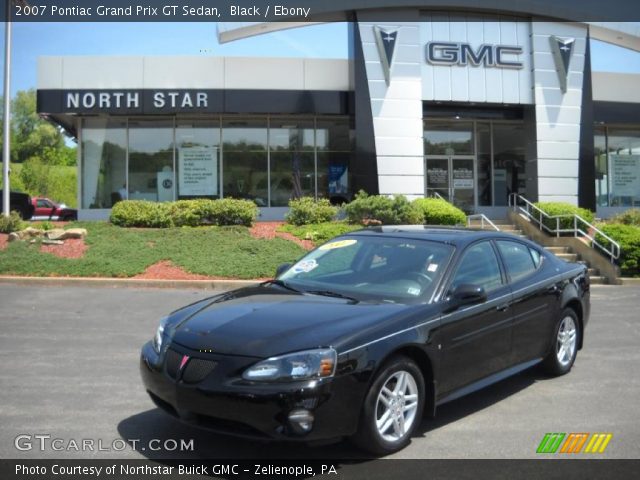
<box><xmin>0</xmin><ymin>222</ymin><xmax>306</xmax><ymax>279</ymax></box>
<box><xmin>278</xmin><ymin>222</ymin><xmax>362</xmax><ymax>246</ymax></box>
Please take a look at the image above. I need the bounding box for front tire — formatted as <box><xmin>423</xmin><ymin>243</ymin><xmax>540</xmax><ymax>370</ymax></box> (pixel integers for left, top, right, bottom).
<box><xmin>351</xmin><ymin>356</ymin><xmax>425</xmax><ymax>455</ymax></box>
<box><xmin>542</xmin><ymin>308</ymin><xmax>580</xmax><ymax>376</ymax></box>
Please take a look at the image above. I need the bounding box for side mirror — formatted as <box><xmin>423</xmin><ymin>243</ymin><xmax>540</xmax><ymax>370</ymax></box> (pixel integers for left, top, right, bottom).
<box><xmin>445</xmin><ymin>284</ymin><xmax>487</xmax><ymax>312</ymax></box>
<box><xmin>275</xmin><ymin>263</ymin><xmax>292</xmax><ymax>278</ymax></box>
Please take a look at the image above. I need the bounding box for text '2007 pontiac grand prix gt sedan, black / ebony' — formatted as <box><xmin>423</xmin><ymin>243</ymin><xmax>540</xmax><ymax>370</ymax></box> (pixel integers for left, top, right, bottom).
<box><xmin>140</xmin><ymin>226</ymin><xmax>589</xmax><ymax>455</ymax></box>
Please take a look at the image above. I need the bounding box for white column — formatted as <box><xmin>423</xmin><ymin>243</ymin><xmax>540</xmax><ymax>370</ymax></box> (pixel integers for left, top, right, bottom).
<box><xmin>531</xmin><ymin>22</ymin><xmax>588</xmax><ymax>205</ymax></box>
<box><xmin>358</xmin><ymin>12</ymin><xmax>425</xmax><ymax>199</ymax></box>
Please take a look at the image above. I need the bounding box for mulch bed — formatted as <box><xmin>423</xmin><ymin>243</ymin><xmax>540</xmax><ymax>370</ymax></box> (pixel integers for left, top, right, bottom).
<box><xmin>133</xmin><ymin>260</ymin><xmax>269</xmax><ymax>281</ymax></box>
<box><xmin>133</xmin><ymin>260</ymin><xmax>223</xmax><ymax>280</ymax></box>
<box><xmin>249</xmin><ymin>222</ymin><xmax>315</xmax><ymax>250</ymax></box>
<box><xmin>39</xmin><ymin>239</ymin><xmax>88</xmax><ymax>259</ymax></box>
<box><xmin>0</xmin><ymin>234</ymin><xmax>7</xmax><ymax>251</ymax></box>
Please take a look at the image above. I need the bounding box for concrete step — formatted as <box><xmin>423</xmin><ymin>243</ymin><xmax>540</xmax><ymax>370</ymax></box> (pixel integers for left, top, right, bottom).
<box><xmin>555</xmin><ymin>253</ymin><xmax>580</xmax><ymax>262</ymax></box>
<box><xmin>545</xmin><ymin>246</ymin><xmax>571</xmax><ymax>254</ymax></box>
<box><xmin>589</xmin><ymin>276</ymin><xmax>608</xmax><ymax>285</ymax></box>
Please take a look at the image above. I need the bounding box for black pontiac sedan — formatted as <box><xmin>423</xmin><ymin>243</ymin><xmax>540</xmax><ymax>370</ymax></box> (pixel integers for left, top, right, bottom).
<box><xmin>140</xmin><ymin>227</ymin><xmax>589</xmax><ymax>454</ymax></box>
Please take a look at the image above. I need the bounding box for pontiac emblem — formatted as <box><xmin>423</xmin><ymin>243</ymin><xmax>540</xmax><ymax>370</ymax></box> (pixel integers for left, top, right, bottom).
<box><xmin>549</xmin><ymin>36</ymin><xmax>575</xmax><ymax>93</ymax></box>
<box><xmin>179</xmin><ymin>355</ymin><xmax>189</xmax><ymax>371</ymax></box>
<box><xmin>374</xmin><ymin>26</ymin><xmax>399</xmax><ymax>86</ymax></box>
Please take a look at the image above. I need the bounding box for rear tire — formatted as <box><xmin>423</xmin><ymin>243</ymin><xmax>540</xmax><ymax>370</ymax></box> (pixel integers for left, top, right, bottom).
<box><xmin>542</xmin><ymin>308</ymin><xmax>580</xmax><ymax>376</ymax></box>
<box><xmin>351</xmin><ymin>356</ymin><xmax>425</xmax><ymax>455</ymax></box>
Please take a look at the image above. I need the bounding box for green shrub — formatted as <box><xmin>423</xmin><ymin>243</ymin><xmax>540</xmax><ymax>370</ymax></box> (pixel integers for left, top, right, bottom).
<box><xmin>35</xmin><ymin>220</ymin><xmax>55</xmax><ymax>231</ymax></box>
<box><xmin>168</xmin><ymin>200</ymin><xmax>211</xmax><ymax>227</ymax></box>
<box><xmin>109</xmin><ymin>201</ymin><xmax>172</xmax><ymax>228</ymax></box>
<box><xmin>203</xmin><ymin>198</ymin><xmax>258</xmax><ymax>226</ymax></box>
<box><xmin>344</xmin><ymin>191</ymin><xmax>423</xmax><ymax>225</ymax></box>
<box><xmin>413</xmin><ymin>198</ymin><xmax>466</xmax><ymax>225</ymax></box>
<box><xmin>285</xmin><ymin>197</ymin><xmax>338</xmax><ymax>225</ymax></box>
<box><xmin>596</xmin><ymin>223</ymin><xmax>640</xmax><ymax>277</ymax></box>
<box><xmin>279</xmin><ymin>222</ymin><xmax>360</xmax><ymax>246</ymax></box>
<box><xmin>0</xmin><ymin>211</ymin><xmax>25</xmax><ymax>233</ymax></box>
<box><xmin>533</xmin><ymin>202</ymin><xmax>595</xmax><ymax>231</ymax></box>
<box><xmin>110</xmin><ymin>198</ymin><xmax>257</xmax><ymax>228</ymax></box>
<box><xmin>611</xmin><ymin>208</ymin><xmax>640</xmax><ymax>227</ymax></box>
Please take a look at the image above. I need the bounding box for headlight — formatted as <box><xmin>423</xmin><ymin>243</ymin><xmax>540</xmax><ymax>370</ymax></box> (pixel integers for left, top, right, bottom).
<box><xmin>152</xmin><ymin>317</ymin><xmax>169</xmax><ymax>353</ymax></box>
<box><xmin>242</xmin><ymin>348</ymin><xmax>337</xmax><ymax>382</ymax></box>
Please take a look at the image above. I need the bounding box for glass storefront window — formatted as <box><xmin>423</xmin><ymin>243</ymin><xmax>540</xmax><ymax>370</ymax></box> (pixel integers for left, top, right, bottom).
<box><xmin>492</xmin><ymin>123</ymin><xmax>525</xmax><ymax>206</ymax></box>
<box><xmin>317</xmin><ymin>152</ymin><xmax>351</xmax><ymax>202</ymax></box>
<box><xmin>424</xmin><ymin>121</ymin><xmax>474</xmax><ymax>155</ymax></box>
<box><xmin>316</xmin><ymin>118</ymin><xmax>352</xmax><ymax>202</ymax></box>
<box><xmin>607</xmin><ymin>128</ymin><xmax>640</xmax><ymax>207</ymax></box>
<box><xmin>81</xmin><ymin>118</ymin><xmax>127</xmax><ymax>209</ymax></box>
<box><xmin>79</xmin><ymin>115</ymin><xmax>352</xmax><ymax>210</ymax></box>
<box><xmin>476</xmin><ymin>122</ymin><xmax>492</xmax><ymax>206</ymax></box>
<box><xmin>594</xmin><ymin>127</ymin><xmax>608</xmax><ymax>207</ymax></box>
<box><xmin>316</xmin><ymin>118</ymin><xmax>352</xmax><ymax>152</ymax></box>
<box><xmin>269</xmin><ymin>117</ymin><xmax>315</xmax><ymax>206</ymax></box>
<box><xmin>222</xmin><ymin>118</ymin><xmax>268</xmax><ymax>206</ymax></box>
<box><xmin>128</xmin><ymin>119</ymin><xmax>175</xmax><ymax>202</ymax></box>
<box><xmin>176</xmin><ymin>120</ymin><xmax>221</xmax><ymax>199</ymax></box>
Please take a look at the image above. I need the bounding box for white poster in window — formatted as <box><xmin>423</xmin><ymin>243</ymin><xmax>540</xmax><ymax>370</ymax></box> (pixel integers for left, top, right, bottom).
<box><xmin>611</xmin><ymin>155</ymin><xmax>640</xmax><ymax>197</ymax></box>
<box><xmin>178</xmin><ymin>146</ymin><xmax>218</xmax><ymax>196</ymax></box>
<box><xmin>453</xmin><ymin>167</ymin><xmax>474</xmax><ymax>189</ymax></box>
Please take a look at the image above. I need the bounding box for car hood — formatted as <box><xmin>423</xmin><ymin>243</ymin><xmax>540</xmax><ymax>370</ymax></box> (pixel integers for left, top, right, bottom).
<box><xmin>168</xmin><ymin>285</ymin><xmax>433</xmax><ymax>358</ymax></box>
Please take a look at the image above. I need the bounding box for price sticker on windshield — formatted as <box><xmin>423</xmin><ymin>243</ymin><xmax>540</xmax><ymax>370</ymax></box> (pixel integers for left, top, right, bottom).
<box><xmin>319</xmin><ymin>239</ymin><xmax>357</xmax><ymax>251</ymax></box>
<box><xmin>292</xmin><ymin>259</ymin><xmax>318</xmax><ymax>273</ymax></box>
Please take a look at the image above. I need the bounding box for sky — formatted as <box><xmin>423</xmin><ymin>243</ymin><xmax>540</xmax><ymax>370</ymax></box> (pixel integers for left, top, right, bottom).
<box><xmin>1</xmin><ymin>21</ymin><xmax>640</xmax><ymax>96</ymax></box>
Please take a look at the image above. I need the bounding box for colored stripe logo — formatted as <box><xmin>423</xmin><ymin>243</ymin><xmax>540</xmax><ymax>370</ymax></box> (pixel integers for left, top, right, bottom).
<box><xmin>537</xmin><ymin>433</ymin><xmax>612</xmax><ymax>454</ymax></box>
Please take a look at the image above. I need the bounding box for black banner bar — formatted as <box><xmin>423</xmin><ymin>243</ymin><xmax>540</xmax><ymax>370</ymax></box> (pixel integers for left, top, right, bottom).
<box><xmin>2</xmin><ymin>459</ymin><xmax>640</xmax><ymax>480</ymax></box>
<box><xmin>1</xmin><ymin>0</ymin><xmax>639</xmax><ymax>22</ymax></box>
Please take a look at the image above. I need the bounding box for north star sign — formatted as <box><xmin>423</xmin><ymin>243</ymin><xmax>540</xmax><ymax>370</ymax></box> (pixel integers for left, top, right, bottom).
<box><xmin>65</xmin><ymin>91</ymin><xmax>209</xmax><ymax>110</ymax></box>
<box><xmin>426</xmin><ymin>42</ymin><xmax>524</xmax><ymax>69</ymax></box>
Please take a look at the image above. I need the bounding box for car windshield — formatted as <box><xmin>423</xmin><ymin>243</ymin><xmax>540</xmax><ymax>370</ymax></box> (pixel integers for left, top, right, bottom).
<box><xmin>278</xmin><ymin>235</ymin><xmax>453</xmax><ymax>304</ymax></box>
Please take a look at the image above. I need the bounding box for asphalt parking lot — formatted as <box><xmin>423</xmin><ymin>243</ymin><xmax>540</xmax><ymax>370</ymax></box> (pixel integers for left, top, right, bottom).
<box><xmin>0</xmin><ymin>284</ymin><xmax>638</xmax><ymax>460</ymax></box>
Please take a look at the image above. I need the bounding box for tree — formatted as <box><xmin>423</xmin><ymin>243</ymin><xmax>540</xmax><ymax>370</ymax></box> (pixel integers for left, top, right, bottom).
<box><xmin>0</xmin><ymin>89</ymin><xmax>76</xmax><ymax>165</ymax></box>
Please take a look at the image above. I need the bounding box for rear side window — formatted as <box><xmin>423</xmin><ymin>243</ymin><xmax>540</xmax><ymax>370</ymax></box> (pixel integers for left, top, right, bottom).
<box><xmin>451</xmin><ymin>241</ymin><xmax>503</xmax><ymax>293</ymax></box>
<box><xmin>497</xmin><ymin>240</ymin><xmax>539</xmax><ymax>282</ymax></box>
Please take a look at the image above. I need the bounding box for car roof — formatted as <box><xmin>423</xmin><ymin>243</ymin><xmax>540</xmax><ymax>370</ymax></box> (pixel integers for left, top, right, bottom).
<box><xmin>345</xmin><ymin>225</ymin><xmax>533</xmax><ymax>248</ymax></box>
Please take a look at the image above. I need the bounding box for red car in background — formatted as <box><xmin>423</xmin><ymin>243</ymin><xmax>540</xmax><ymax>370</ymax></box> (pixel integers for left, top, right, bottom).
<box><xmin>31</xmin><ymin>197</ymin><xmax>77</xmax><ymax>221</ymax></box>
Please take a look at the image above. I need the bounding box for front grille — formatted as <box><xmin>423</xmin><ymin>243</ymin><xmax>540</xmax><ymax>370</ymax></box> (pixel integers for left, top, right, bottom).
<box><xmin>182</xmin><ymin>358</ymin><xmax>218</xmax><ymax>384</ymax></box>
<box><xmin>165</xmin><ymin>348</ymin><xmax>182</xmax><ymax>379</ymax></box>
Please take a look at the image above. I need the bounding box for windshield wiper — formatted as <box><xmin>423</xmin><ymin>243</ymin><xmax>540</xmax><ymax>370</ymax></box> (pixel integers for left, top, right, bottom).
<box><xmin>261</xmin><ymin>279</ymin><xmax>303</xmax><ymax>293</ymax></box>
<box><xmin>306</xmin><ymin>290</ymin><xmax>360</xmax><ymax>303</ymax></box>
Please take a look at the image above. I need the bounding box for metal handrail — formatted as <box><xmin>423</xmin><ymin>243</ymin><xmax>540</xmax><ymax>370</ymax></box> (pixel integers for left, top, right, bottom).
<box><xmin>508</xmin><ymin>193</ymin><xmax>620</xmax><ymax>262</ymax></box>
<box><xmin>430</xmin><ymin>191</ymin><xmax>446</xmax><ymax>201</ymax></box>
<box><xmin>467</xmin><ymin>214</ymin><xmax>500</xmax><ymax>231</ymax></box>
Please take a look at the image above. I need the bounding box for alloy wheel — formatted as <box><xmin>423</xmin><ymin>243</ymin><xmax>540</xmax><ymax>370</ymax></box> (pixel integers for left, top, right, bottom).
<box><xmin>556</xmin><ymin>316</ymin><xmax>577</xmax><ymax>367</ymax></box>
<box><xmin>375</xmin><ymin>370</ymin><xmax>419</xmax><ymax>443</ymax></box>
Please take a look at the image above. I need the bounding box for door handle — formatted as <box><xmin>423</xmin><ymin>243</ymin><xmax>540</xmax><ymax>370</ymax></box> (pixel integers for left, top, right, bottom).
<box><xmin>496</xmin><ymin>303</ymin><xmax>510</xmax><ymax>312</ymax></box>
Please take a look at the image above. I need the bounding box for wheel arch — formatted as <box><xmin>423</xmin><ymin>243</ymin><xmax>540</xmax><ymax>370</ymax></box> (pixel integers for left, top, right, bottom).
<box><xmin>373</xmin><ymin>345</ymin><xmax>437</xmax><ymax>418</ymax></box>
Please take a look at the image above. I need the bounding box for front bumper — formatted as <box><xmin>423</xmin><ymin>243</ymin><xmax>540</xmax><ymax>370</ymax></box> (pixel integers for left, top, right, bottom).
<box><xmin>139</xmin><ymin>341</ymin><xmax>363</xmax><ymax>442</ymax></box>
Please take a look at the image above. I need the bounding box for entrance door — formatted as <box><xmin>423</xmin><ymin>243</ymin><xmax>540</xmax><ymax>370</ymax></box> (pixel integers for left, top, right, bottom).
<box><xmin>426</xmin><ymin>156</ymin><xmax>475</xmax><ymax>211</ymax></box>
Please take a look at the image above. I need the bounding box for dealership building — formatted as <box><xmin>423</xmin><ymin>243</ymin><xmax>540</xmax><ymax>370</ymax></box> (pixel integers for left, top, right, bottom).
<box><xmin>36</xmin><ymin>3</ymin><xmax>640</xmax><ymax>220</ymax></box>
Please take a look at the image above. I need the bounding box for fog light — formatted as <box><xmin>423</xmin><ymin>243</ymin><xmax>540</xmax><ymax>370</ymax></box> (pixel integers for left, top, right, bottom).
<box><xmin>288</xmin><ymin>408</ymin><xmax>314</xmax><ymax>434</ymax></box>
<box><xmin>296</xmin><ymin>397</ymin><xmax>319</xmax><ymax>409</ymax></box>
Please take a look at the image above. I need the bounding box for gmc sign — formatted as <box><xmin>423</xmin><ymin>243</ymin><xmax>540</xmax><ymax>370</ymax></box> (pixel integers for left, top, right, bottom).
<box><xmin>426</xmin><ymin>42</ymin><xmax>524</xmax><ymax>69</ymax></box>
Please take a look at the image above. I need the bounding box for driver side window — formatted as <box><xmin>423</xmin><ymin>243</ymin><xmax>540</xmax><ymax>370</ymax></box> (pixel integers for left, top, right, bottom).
<box><xmin>451</xmin><ymin>241</ymin><xmax>503</xmax><ymax>293</ymax></box>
